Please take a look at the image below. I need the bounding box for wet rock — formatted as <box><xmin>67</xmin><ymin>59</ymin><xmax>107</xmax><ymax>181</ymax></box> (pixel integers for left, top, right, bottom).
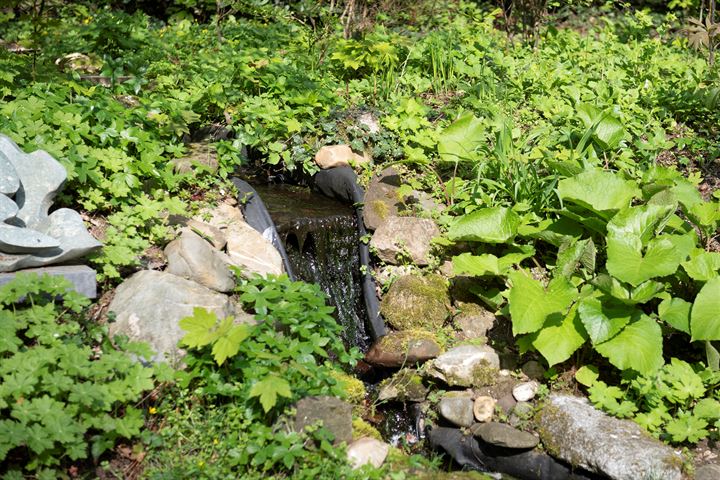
<box><xmin>471</xmin><ymin>422</ymin><xmax>539</xmax><ymax>449</ymax></box>
<box><xmin>107</xmin><ymin>270</ymin><xmax>238</xmax><ymax>365</ymax></box>
<box><xmin>170</xmin><ymin>142</ymin><xmax>218</xmax><ymax>174</ymax></box>
<box><xmin>363</xmin><ymin>167</ymin><xmax>403</xmax><ymax>230</ymax></box>
<box><xmin>369</xmin><ymin>216</ymin><xmax>439</xmax><ymax>265</ymax></box>
<box><xmin>295</xmin><ymin>396</ymin><xmax>352</xmax><ymax>446</ymax></box>
<box><xmin>453</xmin><ymin>303</ymin><xmax>496</xmax><ymax>341</ymax></box>
<box><xmin>521</xmin><ymin>360</ymin><xmax>546</xmax><ymax>381</ymax></box>
<box><xmin>512</xmin><ymin>381</ymin><xmax>539</xmax><ymax>402</ymax></box>
<box><xmin>537</xmin><ymin>394</ymin><xmax>684</xmax><ymax>480</ymax></box>
<box><xmin>696</xmin><ymin>464</ymin><xmax>720</xmax><ymax>480</ymax></box>
<box><xmin>164</xmin><ymin>229</ymin><xmax>235</xmax><ymax>292</ymax></box>
<box><xmin>364</xmin><ymin>330</ymin><xmax>441</xmax><ymax>368</ymax></box>
<box><xmin>439</xmin><ymin>393</ymin><xmax>475</xmax><ymax>428</ymax></box>
<box><xmin>168</xmin><ymin>215</ymin><xmax>227</xmax><ymax>250</ymax></box>
<box><xmin>315</xmin><ymin>144</ymin><xmax>367</xmax><ymax>170</ymax></box>
<box><xmin>347</xmin><ymin>437</ymin><xmax>390</xmax><ymax>469</ymax></box>
<box><xmin>427</xmin><ymin>345</ymin><xmax>500</xmax><ymax>387</ymax></box>
<box><xmin>473</xmin><ymin>396</ymin><xmax>496</xmax><ymax>422</ymax></box>
<box><xmin>225</xmin><ymin>220</ymin><xmax>283</xmax><ymax>277</ymax></box>
<box><xmin>380</xmin><ymin>274</ymin><xmax>450</xmax><ymax>331</ymax></box>
<box><xmin>377</xmin><ymin>368</ymin><xmax>428</xmax><ymax>403</ymax></box>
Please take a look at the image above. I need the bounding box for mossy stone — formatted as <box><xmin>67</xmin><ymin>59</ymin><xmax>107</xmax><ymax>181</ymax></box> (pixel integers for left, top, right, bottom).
<box><xmin>380</xmin><ymin>274</ymin><xmax>450</xmax><ymax>331</ymax></box>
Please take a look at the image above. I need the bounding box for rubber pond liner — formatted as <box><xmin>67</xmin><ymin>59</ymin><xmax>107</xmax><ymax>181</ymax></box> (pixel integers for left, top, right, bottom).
<box><xmin>232</xmin><ymin>167</ymin><xmax>385</xmax><ymax>349</ymax></box>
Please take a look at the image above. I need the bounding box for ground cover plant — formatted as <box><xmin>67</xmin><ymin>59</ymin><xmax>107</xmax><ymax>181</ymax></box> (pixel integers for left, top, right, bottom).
<box><xmin>1</xmin><ymin>0</ymin><xmax>719</xmax><ymax>476</ymax></box>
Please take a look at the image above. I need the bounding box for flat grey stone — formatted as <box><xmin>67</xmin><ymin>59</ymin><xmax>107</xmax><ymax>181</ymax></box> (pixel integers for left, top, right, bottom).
<box><xmin>537</xmin><ymin>394</ymin><xmax>684</xmax><ymax>480</ymax></box>
<box><xmin>295</xmin><ymin>396</ymin><xmax>352</xmax><ymax>445</ymax></box>
<box><xmin>0</xmin><ymin>224</ymin><xmax>59</xmax><ymax>253</ymax></box>
<box><xmin>0</xmin><ymin>265</ymin><xmax>97</xmax><ymax>298</ymax></box>
<box><xmin>108</xmin><ymin>270</ymin><xmax>238</xmax><ymax>365</ymax></box>
<box><xmin>369</xmin><ymin>216</ymin><xmax>440</xmax><ymax>265</ymax></box>
<box><xmin>165</xmin><ymin>228</ymin><xmax>235</xmax><ymax>292</ymax></box>
<box><xmin>0</xmin><ymin>193</ymin><xmax>18</xmax><ymax>222</ymax></box>
<box><xmin>0</xmin><ymin>150</ymin><xmax>19</xmax><ymax>195</ymax></box>
<box><xmin>471</xmin><ymin>422</ymin><xmax>539</xmax><ymax>449</ymax></box>
<box><xmin>438</xmin><ymin>394</ymin><xmax>475</xmax><ymax>427</ymax></box>
<box><xmin>696</xmin><ymin>464</ymin><xmax>720</xmax><ymax>480</ymax></box>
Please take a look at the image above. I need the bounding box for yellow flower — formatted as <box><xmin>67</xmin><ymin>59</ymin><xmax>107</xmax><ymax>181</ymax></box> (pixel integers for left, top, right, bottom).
<box><xmin>149</xmin><ymin>407</ymin><xmax>157</xmax><ymax>414</ymax></box>
<box><xmin>83</xmin><ymin>17</ymin><xmax>91</xmax><ymax>25</ymax></box>
<box><xmin>213</xmin><ymin>438</ymin><xmax>219</xmax><ymax>445</ymax></box>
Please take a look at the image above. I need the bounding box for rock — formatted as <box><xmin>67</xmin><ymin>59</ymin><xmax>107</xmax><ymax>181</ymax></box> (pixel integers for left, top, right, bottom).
<box><xmin>369</xmin><ymin>216</ymin><xmax>439</xmax><ymax>265</ymax></box>
<box><xmin>377</xmin><ymin>368</ymin><xmax>428</xmax><ymax>403</ymax></box>
<box><xmin>295</xmin><ymin>396</ymin><xmax>352</xmax><ymax>446</ymax></box>
<box><xmin>427</xmin><ymin>345</ymin><xmax>500</xmax><ymax>387</ymax></box>
<box><xmin>0</xmin><ymin>264</ymin><xmax>97</xmax><ymax>299</ymax></box>
<box><xmin>347</xmin><ymin>437</ymin><xmax>390</xmax><ymax>469</ymax></box>
<box><xmin>438</xmin><ymin>393</ymin><xmax>475</xmax><ymax>428</ymax></box>
<box><xmin>170</xmin><ymin>142</ymin><xmax>218</xmax><ymax>174</ymax></box>
<box><xmin>521</xmin><ymin>360</ymin><xmax>546</xmax><ymax>381</ymax></box>
<box><xmin>0</xmin><ymin>135</ymin><xmax>101</xmax><ymax>272</ymax></box>
<box><xmin>107</xmin><ymin>270</ymin><xmax>238</xmax><ymax>365</ymax></box>
<box><xmin>453</xmin><ymin>303</ymin><xmax>496</xmax><ymax>341</ymax></box>
<box><xmin>0</xmin><ymin>194</ymin><xmax>18</xmax><ymax>222</ymax></box>
<box><xmin>473</xmin><ymin>396</ymin><xmax>496</xmax><ymax>422</ymax></box>
<box><xmin>696</xmin><ymin>464</ymin><xmax>720</xmax><ymax>480</ymax></box>
<box><xmin>512</xmin><ymin>381</ymin><xmax>539</xmax><ymax>402</ymax></box>
<box><xmin>199</xmin><ymin>202</ymin><xmax>245</xmax><ymax>231</ymax></box>
<box><xmin>364</xmin><ymin>330</ymin><xmax>441</xmax><ymax>368</ymax></box>
<box><xmin>471</xmin><ymin>422</ymin><xmax>539</xmax><ymax>449</ymax></box>
<box><xmin>512</xmin><ymin>401</ymin><xmax>534</xmax><ymax>419</ymax></box>
<box><xmin>164</xmin><ymin>229</ymin><xmax>235</xmax><ymax>292</ymax></box>
<box><xmin>496</xmin><ymin>393</ymin><xmax>517</xmax><ymax>415</ymax></box>
<box><xmin>168</xmin><ymin>215</ymin><xmax>227</xmax><ymax>250</ymax></box>
<box><xmin>537</xmin><ymin>394</ymin><xmax>684</xmax><ymax>480</ymax></box>
<box><xmin>380</xmin><ymin>274</ymin><xmax>450</xmax><ymax>331</ymax></box>
<box><xmin>404</xmin><ymin>190</ymin><xmax>444</xmax><ymax>214</ymax></box>
<box><xmin>363</xmin><ymin>167</ymin><xmax>403</xmax><ymax>230</ymax></box>
<box><xmin>55</xmin><ymin>52</ymin><xmax>102</xmax><ymax>74</ymax></box>
<box><xmin>315</xmin><ymin>145</ymin><xmax>367</xmax><ymax>170</ymax></box>
<box><xmin>357</xmin><ymin>112</ymin><xmax>380</xmax><ymax>134</ymax></box>
<box><xmin>373</xmin><ymin>264</ymin><xmax>417</xmax><ymax>286</ymax></box>
<box><xmin>224</xmin><ymin>220</ymin><xmax>283</xmax><ymax>277</ymax></box>
<box><xmin>0</xmin><ymin>153</ymin><xmax>19</xmax><ymax>195</ymax></box>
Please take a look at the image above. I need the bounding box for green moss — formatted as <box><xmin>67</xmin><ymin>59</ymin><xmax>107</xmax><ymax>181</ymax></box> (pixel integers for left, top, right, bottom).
<box><xmin>370</xmin><ymin>199</ymin><xmax>390</xmax><ymax>221</ymax></box>
<box><xmin>330</xmin><ymin>371</ymin><xmax>366</xmax><ymax>404</ymax></box>
<box><xmin>377</xmin><ymin>329</ymin><xmax>441</xmax><ymax>353</ymax></box>
<box><xmin>380</xmin><ymin>274</ymin><xmax>450</xmax><ymax>331</ymax></box>
<box><xmin>471</xmin><ymin>363</ymin><xmax>498</xmax><ymax>387</ymax></box>
<box><xmin>352</xmin><ymin>418</ymin><xmax>382</xmax><ymax>441</ymax></box>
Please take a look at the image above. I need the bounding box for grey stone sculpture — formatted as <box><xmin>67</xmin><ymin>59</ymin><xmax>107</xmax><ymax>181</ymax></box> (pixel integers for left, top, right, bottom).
<box><xmin>0</xmin><ymin>135</ymin><xmax>101</xmax><ymax>272</ymax></box>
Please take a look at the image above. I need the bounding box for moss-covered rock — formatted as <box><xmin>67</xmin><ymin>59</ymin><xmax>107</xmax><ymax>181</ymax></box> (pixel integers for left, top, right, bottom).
<box><xmin>364</xmin><ymin>329</ymin><xmax>442</xmax><ymax>367</ymax></box>
<box><xmin>376</xmin><ymin>368</ymin><xmax>428</xmax><ymax>403</ymax></box>
<box><xmin>330</xmin><ymin>371</ymin><xmax>366</xmax><ymax>404</ymax></box>
<box><xmin>352</xmin><ymin>418</ymin><xmax>383</xmax><ymax>441</ymax></box>
<box><xmin>380</xmin><ymin>274</ymin><xmax>450</xmax><ymax>331</ymax></box>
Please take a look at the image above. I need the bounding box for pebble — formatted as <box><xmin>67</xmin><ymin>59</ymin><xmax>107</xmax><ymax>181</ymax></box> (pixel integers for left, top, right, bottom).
<box><xmin>512</xmin><ymin>381</ymin><xmax>539</xmax><ymax>402</ymax></box>
<box><xmin>473</xmin><ymin>396</ymin><xmax>496</xmax><ymax>422</ymax></box>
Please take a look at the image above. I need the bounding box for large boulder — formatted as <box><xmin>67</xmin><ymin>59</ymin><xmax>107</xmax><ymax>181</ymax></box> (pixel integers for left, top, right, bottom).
<box><xmin>380</xmin><ymin>274</ymin><xmax>450</xmax><ymax>331</ymax></box>
<box><xmin>537</xmin><ymin>394</ymin><xmax>684</xmax><ymax>480</ymax></box>
<box><xmin>225</xmin><ymin>220</ymin><xmax>283</xmax><ymax>277</ymax></box>
<box><xmin>107</xmin><ymin>270</ymin><xmax>238</xmax><ymax>365</ymax></box>
<box><xmin>364</xmin><ymin>330</ymin><xmax>441</xmax><ymax>368</ymax></box>
<box><xmin>295</xmin><ymin>396</ymin><xmax>352</xmax><ymax>445</ymax></box>
<box><xmin>427</xmin><ymin>345</ymin><xmax>500</xmax><ymax>387</ymax></box>
<box><xmin>369</xmin><ymin>216</ymin><xmax>439</xmax><ymax>266</ymax></box>
<box><xmin>363</xmin><ymin>167</ymin><xmax>403</xmax><ymax>230</ymax></box>
<box><xmin>164</xmin><ymin>229</ymin><xmax>235</xmax><ymax>292</ymax></box>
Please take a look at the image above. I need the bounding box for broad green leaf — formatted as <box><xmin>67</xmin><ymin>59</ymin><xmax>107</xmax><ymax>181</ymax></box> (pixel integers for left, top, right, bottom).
<box><xmin>508</xmin><ymin>271</ymin><xmax>577</xmax><ymax>335</ymax></box>
<box><xmin>249</xmin><ymin>375</ymin><xmax>292</xmax><ymax>413</ymax></box>
<box><xmin>629</xmin><ymin>280</ymin><xmax>665</xmax><ymax>304</ymax></box>
<box><xmin>448</xmin><ymin>207</ymin><xmax>520</xmax><ymax>243</ymax></box>
<box><xmin>682</xmin><ymin>249</ymin><xmax>720</xmax><ymax>281</ymax></box>
<box><xmin>556</xmin><ymin>239</ymin><xmax>589</xmax><ymax>278</ymax></box>
<box><xmin>211</xmin><ymin>324</ymin><xmax>251</xmax><ymax>365</ymax></box>
<box><xmin>452</xmin><ymin>248</ymin><xmax>534</xmax><ymax>276</ymax></box>
<box><xmin>606</xmin><ymin>234</ymin><xmax>694</xmax><ymax>286</ymax></box>
<box><xmin>690</xmin><ymin>277</ymin><xmax>720</xmax><ymax>341</ymax></box>
<box><xmin>688</xmin><ymin>201</ymin><xmax>720</xmax><ymax>228</ymax></box>
<box><xmin>595</xmin><ymin>315</ymin><xmax>664</xmax><ymax>375</ymax></box>
<box><xmin>558</xmin><ymin>170</ymin><xmax>639</xmax><ymax>213</ymax></box>
<box><xmin>577</xmin><ymin>104</ymin><xmax>625</xmax><ymax>150</ymax></box>
<box><xmin>606</xmin><ymin>204</ymin><xmax>675</xmax><ymax>246</ymax></box>
<box><xmin>575</xmin><ymin>365</ymin><xmax>599</xmax><ymax>386</ymax></box>
<box><xmin>658</xmin><ymin>297</ymin><xmax>691</xmax><ymax>334</ymax></box>
<box><xmin>578</xmin><ymin>297</ymin><xmax>635</xmax><ymax>345</ymax></box>
<box><xmin>437</xmin><ymin>113</ymin><xmax>484</xmax><ymax>162</ymax></box>
<box><xmin>707</xmin><ymin>341</ymin><xmax>720</xmax><ymax>371</ymax></box>
<box><xmin>179</xmin><ymin>307</ymin><xmax>220</xmax><ymax>348</ymax></box>
<box><xmin>694</xmin><ymin>398</ymin><xmax>720</xmax><ymax>420</ymax></box>
<box><xmin>531</xmin><ymin>304</ymin><xmax>587</xmax><ymax>366</ymax></box>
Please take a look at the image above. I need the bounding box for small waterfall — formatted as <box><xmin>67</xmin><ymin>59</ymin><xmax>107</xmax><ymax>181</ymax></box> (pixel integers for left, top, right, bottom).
<box><xmin>251</xmin><ymin>184</ymin><xmax>370</xmax><ymax>350</ymax></box>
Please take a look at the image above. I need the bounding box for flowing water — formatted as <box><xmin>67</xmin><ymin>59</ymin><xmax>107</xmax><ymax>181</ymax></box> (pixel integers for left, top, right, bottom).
<box><xmin>252</xmin><ymin>183</ymin><xmax>370</xmax><ymax>351</ymax></box>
